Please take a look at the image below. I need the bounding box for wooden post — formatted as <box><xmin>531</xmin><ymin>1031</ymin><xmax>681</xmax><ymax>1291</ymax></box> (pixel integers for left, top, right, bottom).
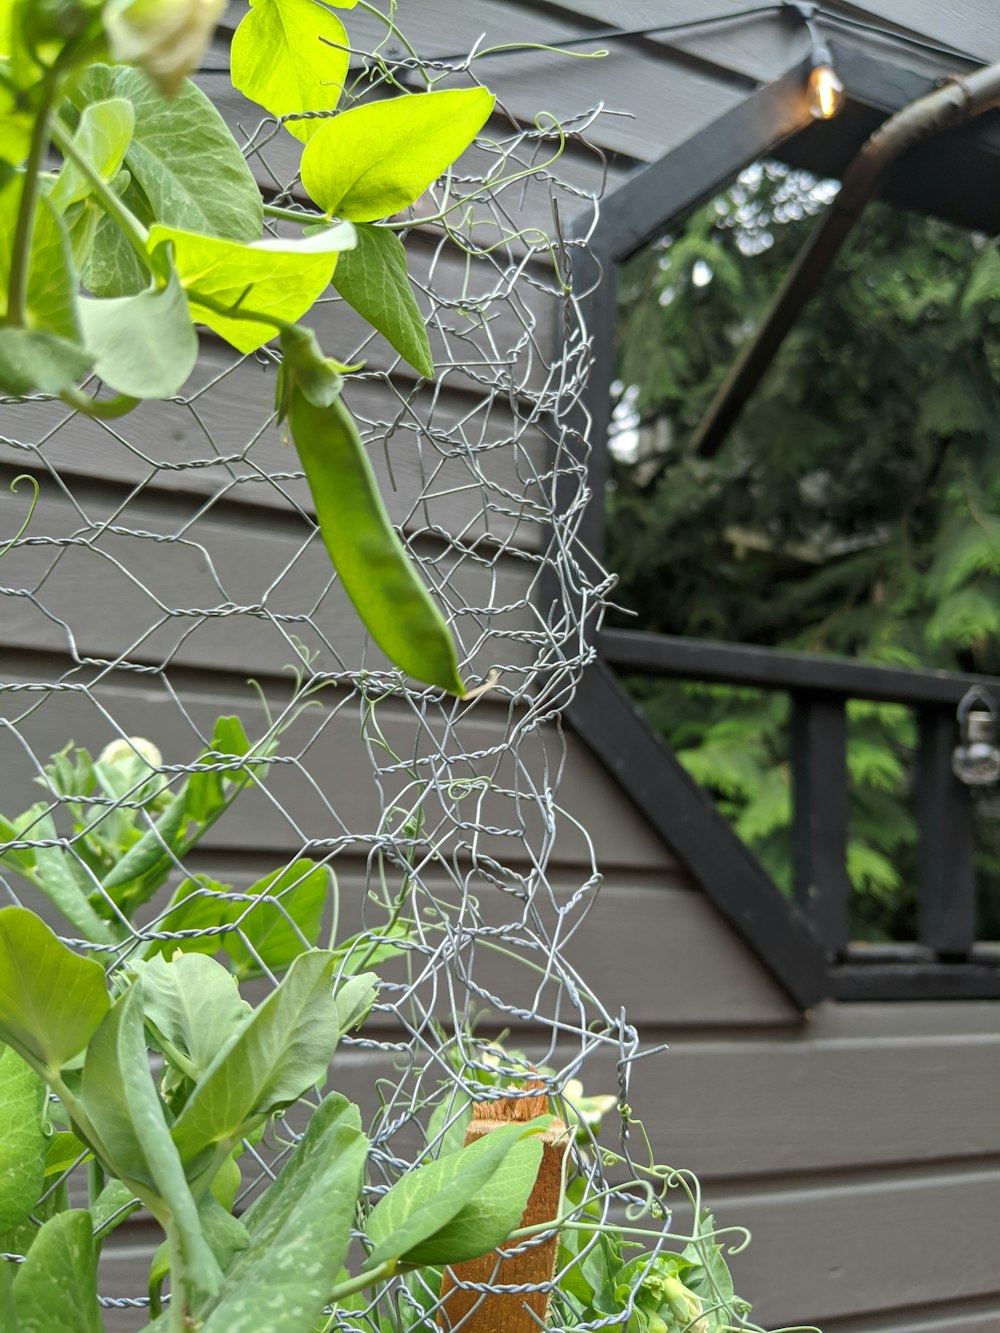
<box><xmin>437</xmin><ymin>1089</ymin><xmax>569</xmax><ymax>1332</ymax></box>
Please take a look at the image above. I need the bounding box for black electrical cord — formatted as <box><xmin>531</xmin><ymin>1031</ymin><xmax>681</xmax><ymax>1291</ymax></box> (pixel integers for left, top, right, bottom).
<box><xmin>410</xmin><ymin>4</ymin><xmax>785</xmax><ymax>67</ymax></box>
<box><xmin>819</xmin><ymin>8</ymin><xmax>987</xmax><ymax>68</ymax></box>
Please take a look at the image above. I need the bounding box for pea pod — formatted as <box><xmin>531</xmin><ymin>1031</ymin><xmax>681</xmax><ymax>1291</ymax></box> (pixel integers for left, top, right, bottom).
<box><xmin>286</xmin><ymin>375</ymin><xmax>465</xmax><ymax>695</ymax></box>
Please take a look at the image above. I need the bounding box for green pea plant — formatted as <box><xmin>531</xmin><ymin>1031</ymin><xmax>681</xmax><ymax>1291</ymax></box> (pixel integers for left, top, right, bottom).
<box><xmin>0</xmin><ymin>648</ymin><xmax>411</xmax><ymax>974</ymax></box>
<box><xmin>0</xmin><ymin>904</ymin><xmax>569</xmax><ymax>1331</ymax></box>
<box><xmin>0</xmin><ymin>0</ymin><xmax>510</xmax><ymax>695</ymax></box>
<box><xmin>338</xmin><ymin>1036</ymin><xmax>822</xmax><ymax>1333</ymax></box>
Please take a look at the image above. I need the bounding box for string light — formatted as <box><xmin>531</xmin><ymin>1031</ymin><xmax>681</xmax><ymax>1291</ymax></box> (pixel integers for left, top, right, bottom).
<box><xmin>785</xmin><ymin>2</ymin><xmax>846</xmax><ymax>119</ymax></box>
<box><xmin>806</xmin><ymin>46</ymin><xmax>845</xmax><ymax>119</ymax></box>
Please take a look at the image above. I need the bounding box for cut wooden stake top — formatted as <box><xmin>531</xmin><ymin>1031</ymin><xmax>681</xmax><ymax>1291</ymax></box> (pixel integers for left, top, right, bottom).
<box><xmin>437</xmin><ymin>1087</ymin><xmax>569</xmax><ymax>1332</ymax></box>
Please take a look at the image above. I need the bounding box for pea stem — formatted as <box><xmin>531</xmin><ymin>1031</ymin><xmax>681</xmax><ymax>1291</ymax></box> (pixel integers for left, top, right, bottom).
<box><xmin>49</xmin><ymin>117</ymin><xmax>152</xmax><ymax>277</ymax></box>
<box><xmin>263</xmin><ymin>202</ymin><xmax>326</xmax><ymax>225</ymax></box>
<box><xmin>186</xmin><ymin>287</ymin><xmax>293</xmax><ymax>335</ymax></box>
<box><xmin>59</xmin><ymin>388</ymin><xmax>140</xmax><ymax>420</ymax></box>
<box><xmin>318</xmin><ymin>1257</ymin><xmax>396</xmax><ymax>1322</ymax></box>
<box><xmin>8</xmin><ymin>78</ymin><xmax>58</xmax><ymax>326</ymax></box>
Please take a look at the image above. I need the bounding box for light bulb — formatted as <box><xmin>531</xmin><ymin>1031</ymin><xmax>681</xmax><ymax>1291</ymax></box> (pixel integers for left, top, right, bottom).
<box><xmin>807</xmin><ymin>64</ymin><xmax>845</xmax><ymax>120</ymax></box>
<box><xmin>953</xmin><ymin>699</ymin><xmax>1000</xmax><ymax>786</ymax></box>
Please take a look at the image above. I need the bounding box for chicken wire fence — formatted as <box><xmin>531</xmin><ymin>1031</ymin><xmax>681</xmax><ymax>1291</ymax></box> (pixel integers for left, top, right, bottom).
<box><xmin>0</xmin><ymin>32</ymin><xmax>681</xmax><ymax>1331</ymax></box>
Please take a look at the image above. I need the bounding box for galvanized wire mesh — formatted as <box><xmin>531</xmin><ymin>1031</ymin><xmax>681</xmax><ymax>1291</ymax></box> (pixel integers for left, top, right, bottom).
<box><xmin>0</xmin><ymin>29</ymin><xmax>682</xmax><ymax>1332</ymax></box>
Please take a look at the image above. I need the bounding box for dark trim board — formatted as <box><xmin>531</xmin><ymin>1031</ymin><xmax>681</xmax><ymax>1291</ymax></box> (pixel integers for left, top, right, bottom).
<box><xmin>566</xmin><ymin>660</ymin><xmax>829</xmax><ymax>1010</ymax></box>
<box><xmin>601</xmin><ymin>629</ymin><xmax>1000</xmax><ymax>707</ymax></box>
<box><xmin>831</xmin><ymin>961</ymin><xmax>1000</xmax><ymax>1001</ymax></box>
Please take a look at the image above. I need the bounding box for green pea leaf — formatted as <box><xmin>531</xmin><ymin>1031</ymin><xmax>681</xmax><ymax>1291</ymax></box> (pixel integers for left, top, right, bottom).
<box><xmin>333</xmin><ymin>969</ymin><xmax>379</xmax><ymax>1033</ymax></box>
<box><xmin>332</xmin><ymin>223</ymin><xmax>433</xmax><ymax>378</ymax></box>
<box><xmin>0</xmin><ymin>1047</ymin><xmax>47</xmax><ymax>1233</ymax></box>
<box><xmin>199</xmin><ymin>1093</ymin><xmax>367</xmax><ymax>1332</ymax></box>
<box><xmin>363</xmin><ymin>1116</ymin><xmax>550</xmax><ymax>1270</ymax></box>
<box><xmin>284</xmin><ymin>374</ymin><xmax>465</xmax><ymax>693</ymax></box>
<box><xmin>231</xmin><ymin>0</ymin><xmax>350</xmax><ymax>143</ymax></box>
<box><xmin>0</xmin><ymin>1189</ymin><xmax>70</xmax><ymax>1277</ymax></box>
<box><xmin>0</xmin><ymin>907</ymin><xmax>110</xmax><ymax>1075</ymax></box>
<box><xmin>148</xmin><ymin>220</ymin><xmax>355</xmax><ymax>353</ymax></box>
<box><xmin>403</xmin><ymin>1134</ymin><xmax>545</xmax><ymax>1266</ymax></box>
<box><xmin>140</xmin><ymin>952</ymin><xmax>251</xmax><ymax>1084</ymax></box>
<box><xmin>81</xmin><ymin>168</ymin><xmax>150</xmax><ymax>297</ymax></box>
<box><xmin>65</xmin><ymin>198</ymin><xmax>100</xmax><ymax>269</ymax></box>
<box><xmin>141</xmin><ymin>876</ymin><xmax>235</xmax><ymax>961</ymax></box>
<box><xmin>224</xmin><ymin>859</ymin><xmax>331</xmax><ymax>980</ymax></box>
<box><xmin>15</xmin><ymin>806</ymin><xmax>118</xmax><ymax>944</ymax></box>
<box><xmin>49</xmin><ymin>97</ymin><xmax>135</xmax><ymax>213</ymax></box>
<box><xmin>185</xmin><ymin>712</ymin><xmax>260</xmax><ymax>825</ymax></box>
<box><xmin>301</xmin><ymin>87</ymin><xmax>495</xmax><ymax>220</ymax></box>
<box><xmin>80</xmin><ymin>984</ymin><xmax>223</xmax><ymax>1304</ymax></box>
<box><xmin>10</xmin><ymin>1210</ymin><xmax>102</xmax><ymax>1333</ymax></box>
<box><xmin>171</xmin><ymin>952</ymin><xmax>376</xmax><ymax>1173</ymax></box>
<box><xmin>43</xmin><ymin>1130</ymin><xmax>89</xmax><ymax>1178</ymax></box>
<box><xmin>90</xmin><ymin>1177</ymin><xmax>141</xmax><ymax>1241</ymax></box>
<box><xmin>0</xmin><ymin>811</ymin><xmax>34</xmax><ymax>873</ymax></box>
<box><xmin>0</xmin><ymin>178</ymin><xmax>80</xmax><ymax>338</ymax></box>
<box><xmin>0</xmin><ymin>1260</ymin><xmax>18</xmax><ymax>1333</ymax></box>
<box><xmin>78</xmin><ymin>240</ymin><xmax>198</xmax><ymax>397</ymax></box>
<box><xmin>0</xmin><ymin>75</ymin><xmax>33</xmax><ymax>168</ymax></box>
<box><xmin>0</xmin><ymin>327</ymin><xmax>92</xmax><ymax>396</ymax></box>
<box><xmin>74</xmin><ymin>64</ymin><xmax>262</xmax><ymax>248</ymax></box>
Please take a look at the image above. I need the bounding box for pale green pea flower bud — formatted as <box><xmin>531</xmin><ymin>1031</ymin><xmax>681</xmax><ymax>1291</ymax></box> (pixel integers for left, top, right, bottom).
<box><xmin>661</xmin><ymin>1276</ymin><xmax>708</xmax><ymax>1333</ymax></box>
<box><xmin>98</xmin><ymin>736</ymin><xmax>162</xmax><ymax>769</ymax></box>
<box><xmin>104</xmin><ymin>0</ymin><xmax>226</xmax><ymax>95</ymax></box>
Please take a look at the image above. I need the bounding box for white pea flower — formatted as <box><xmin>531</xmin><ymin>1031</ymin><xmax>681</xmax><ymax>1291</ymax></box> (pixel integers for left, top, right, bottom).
<box><xmin>104</xmin><ymin>0</ymin><xmax>226</xmax><ymax>95</ymax></box>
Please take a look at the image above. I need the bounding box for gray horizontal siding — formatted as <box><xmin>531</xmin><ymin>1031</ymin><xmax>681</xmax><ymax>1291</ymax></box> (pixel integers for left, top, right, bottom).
<box><xmin>0</xmin><ymin>659</ymin><xmax>678</xmax><ymax>874</ymax></box>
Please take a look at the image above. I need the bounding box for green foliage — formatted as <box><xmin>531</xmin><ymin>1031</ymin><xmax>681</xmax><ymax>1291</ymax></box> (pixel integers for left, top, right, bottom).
<box><xmin>230</xmin><ymin>0</ymin><xmax>353</xmax><ymax>144</ymax></box>
<box><xmin>332</xmin><ymin>222</ymin><xmax>434</xmax><ymax>378</ymax></box>
<box><xmin>6</xmin><ymin>1210</ymin><xmax>103</xmax><ymax>1332</ymax></box>
<box><xmin>552</xmin><ymin>1188</ymin><xmax>752</xmax><ymax>1333</ymax></box>
<box><xmin>0</xmin><ymin>1047</ymin><xmax>48</xmax><ymax>1233</ymax></box>
<box><xmin>156</xmin><ymin>220</ymin><xmax>354</xmax><ymax>354</ymax></box>
<box><xmin>608</xmin><ymin>161</ymin><xmax>1000</xmax><ymax>939</ymax></box>
<box><xmin>300</xmin><ymin>88</ymin><xmax>495</xmax><ymax>220</ymax></box>
<box><xmin>78</xmin><ymin>238</ymin><xmax>198</xmax><ymax>394</ymax></box>
<box><xmin>0</xmin><ymin>907</ymin><xmax>110</xmax><ymax>1071</ymax></box>
<box><xmin>198</xmin><ymin>1094</ymin><xmax>367</xmax><ymax>1333</ymax></box>
<box><xmin>0</xmin><ymin>900</ymin><xmax>589</xmax><ymax>1332</ymax></box>
<box><xmin>74</xmin><ymin>63</ymin><xmax>263</xmax><ymax>265</ymax></box>
<box><xmin>0</xmin><ymin>712</ymin><xmax>285</xmax><ymax>938</ymax></box>
<box><xmin>363</xmin><ymin>1116</ymin><xmax>549</xmax><ymax>1270</ymax></box>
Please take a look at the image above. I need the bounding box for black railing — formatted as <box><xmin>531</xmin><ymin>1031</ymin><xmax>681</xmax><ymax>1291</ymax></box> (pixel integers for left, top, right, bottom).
<box><xmin>598</xmin><ymin>628</ymin><xmax>1000</xmax><ymax>1002</ymax></box>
